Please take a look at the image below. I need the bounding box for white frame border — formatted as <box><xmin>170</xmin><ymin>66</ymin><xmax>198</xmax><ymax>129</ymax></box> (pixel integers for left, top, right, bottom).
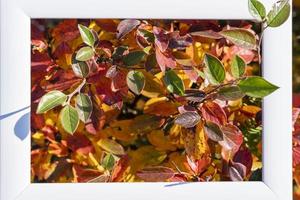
<box><xmin>0</xmin><ymin>0</ymin><xmax>292</xmax><ymax>200</ymax></box>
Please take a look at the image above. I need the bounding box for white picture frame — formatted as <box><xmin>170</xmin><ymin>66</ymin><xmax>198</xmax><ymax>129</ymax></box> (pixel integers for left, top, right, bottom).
<box><xmin>0</xmin><ymin>0</ymin><xmax>292</xmax><ymax>199</ymax></box>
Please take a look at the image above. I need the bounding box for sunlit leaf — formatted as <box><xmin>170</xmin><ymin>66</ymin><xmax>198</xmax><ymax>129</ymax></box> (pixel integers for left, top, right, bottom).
<box><xmin>78</xmin><ymin>24</ymin><xmax>96</xmax><ymax>47</ymax></box>
<box><xmin>144</xmin><ymin>97</ymin><xmax>179</xmax><ymax>117</ymax></box>
<box><xmin>219</xmin><ymin>124</ymin><xmax>243</xmax><ymax>160</ymax></box>
<box><xmin>201</xmin><ymin>101</ymin><xmax>227</xmax><ymax>125</ymax></box>
<box><xmin>97</xmin><ymin>138</ymin><xmax>125</xmax><ymax>155</ymax></box>
<box><xmin>248</xmin><ymin>0</ymin><xmax>266</xmax><ymax>21</ymax></box>
<box><xmin>126</xmin><ymin>70</ymin><xmax>145</xmax><ymax>95</ymax></box>
<box><xmin>76</xmin><ymin>46</ymin><xmax>94</xmax><ymax>61</ymax></box>
<box><xmin>203</xmin><ymin>53</ymin><xmax>225</xmax><ymax>85</ymax></box>
<box><xmin>238</xmin><ymin>76</ymin><xmax>279</xmax><ymax>98</ymax></box>
<box><xmin>147</xmin><ymin>130</ymin><xmax>177</xmax><ymax>151</ymax></box>
<box><xmin>155</xmin><ymin>48</ymin><xmax>176</xmax><ymax>72</ymax></box>
<box><xmin>163</xmin><ymin>70</ymin><xmax>185</xmax><ymax>96</ymax></box>
<box><xmin>267</xmin><ymin>0</ymin><xmax>290</xmax><ymax>27</ymax></box>
<box><xmin>37</xmin><ymin>90</ymin><xmax>67</xmax><ymax>114</ymax></box>
<box><xmin>59</xmin><ymin>105</ymin><xmax>79</xmax><ymax>134</ymax></box>
<box><xmin>75</xmin><ymin>93</ymin><xmax>93</xmax><ymax>123</ymax></box>
<box><xmin>231</xmin><ymin>55</ymin><xmax>246</xmax><ymax>78</ymax></box>
<box><xmin>220</xmin><ymin>28</ymin><xmax>257</xmax><ymax>50</ymax></box>
<box><xmin>117</xmin><ymin>19</ymin><xmax>140</xmax><ymax>39</ymax></box>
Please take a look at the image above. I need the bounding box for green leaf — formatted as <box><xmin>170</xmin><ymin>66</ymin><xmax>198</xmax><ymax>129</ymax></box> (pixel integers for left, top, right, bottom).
<box><xmin>97</xmin><ymin>138</ymin><xmax>125</xmax><ymax>155</ymax></box>
<box><xmin>238</xmin><ymin>76</ymin><xmax>279</xmax><ymax>98</ymax></box>
<box><xmin>102</xmin><ymin>154</ymin><xmax>115</xmax><ymax>170</ymax></box>
<box><xmin>231</xmin><ymin>55</ymin><xmax>246</xmax><ymax>78</ymax></box>
<box><xmin>203</xmin><ymin>53</ymin><xmax>225</xmax><ymax>85</ymax></box>
<box><xmin>267</xmin><ymin>0</ymin><xmax>290</xmax><ymax>27</ymax></box>
<box><xmin>163</xmin><ymin>70</ymin><xmax>185</xmax><ymax>96</ymax></box>
<box><xmin>217</xmin><ymin>86</ymin><xmax>245</xmax><ymax>101</ymax></box>
<box><xmin>76</xmin><ymin>46</ymin><xmax>94</xmax><ymax>61</ymax></box>
<box><xmin>122</xmin><ymin>51</ymin><xmax>145</xmax><ymax>66</ymax></box>
<box><xmin>248</xmin><ymin>0</ymin><xmax>266</xmax><ymax>21</ymax></box>
<box><xmin>72</xmin><ymin>61</ymin><xmax>90</xmax><ymax>78</ymax></box>
<box><xmin>59</xmin><ymin>105</ymin><xmax>79</xmax><ymax>134</ymax></box>
<box><xmin>36</xmin><ymin>90</ymin><xmax>67</xmax><ymax>114</ymax></box>
<box><xmin>75</xmin><ymin>94</ymin><xmax>93</xmax><ymax>123</ymax></box>
<box><xmin>220</xmin><ymin>28</ymin><xmax>257</xmax><ymax>50</ymax></box>
<box><xmin>126</xmin><ymin>70</ymin><xmax>145</xmax><ymax>95</ymax></box>
<box><xmin>78</xmin><ymin>24</ymin><xmax>96</xmax><ymax>47</ymax></box>
<box><xmin>204</xmin><ymin>121</ymin><xmax>224</xmax><ymax>142</ymax></box>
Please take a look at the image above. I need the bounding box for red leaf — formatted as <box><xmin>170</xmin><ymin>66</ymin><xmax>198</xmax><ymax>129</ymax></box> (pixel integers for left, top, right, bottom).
<box><xmin>155</xmin><ymin>48</ymin><xmax>176</xmax><ymax>73</ymax></box>
<box><xmin>95</xmin><ymin>19</ymin><xmax>118</xmax><ymax>32</ymax></box>
<box><xmin>183</xmin><ymin>67</ymin><xmax>201</xmax><ymax>83</ymax></box>
<box><xmin>169</xmin><ymin>174</ymin><xmax>188</xmax><ymax>182</ymax></box>
<box><xmin>66</xmin><ymin>134</ymin><xmax>95</xmax><ymax>155</ymax></box>
<box><xmin>51</xmin><ymin>19</ymin><xmax>80</xmax><ymax>43</ymax></box>
<box><xmin>233</xmin><ymin>148</ymin><xmax>253</xmax><ymax>175</ymax></box>
<box><xmin>53</xmin><ymin>42</ymin><xmax>72</xmax><ymax>58</ymax></box>
<box><xmin>186</xmin><ymin>156</ymin><xmax>211</xmax><ymax>175</ymax></box>
<box><xmin>219</xmin><ymin>124</ymin><xmax>243</xmax><ymax>160</ymax></box>
<box><xmin>153</xmin><ymin>26</ymin><xmax>169</xmax><ymax>52</ymax></box>
<box><xmin>136</xmin><ymin>166</ymin><xmax>175</xmax><ymax>182</ymax></box>
<box><xmin>223</xmin><ymin>45</ymin><xmax>256</xmax><ymax>64</ymax></box>
<box><xmin>117</xmin><ymin>19</ymin><xmax>140</xmax><ymax>39</ymax></box>
<box><xmin>293</xmin><ymin>146</ymin><xmax>300</xmax><ymax>167</ymax></box>
<box><xmin>201</xmin><ymin>101</ymin><xmax>227</xmax><ymax>126</ymax></box>
<box><xmin>190</xmin><ymin>30</ymin><xmax>223</xmax><ymax>39</ymax></box>
<box><xmin>31</xmin><ymin>20</ymin><xmax>48</xmax><ymax>50</ymax></box>
<box><xmin>293</xmin><ymin>108</ymin><xmax>300</xmax><ymax>128</ymax></box>
<box><xmin>111</xmin><ymin>69</ymin><xmax>127</xmax><ymax>92</ymax></box>
<box><xmin>72</xmin><ymin>164</ymin><xmax>102</xmax><ymax>183</ymax></box>
<box><xmin>111</xmin><ymin>155</ymin><xmax>129</xmax><ymax>182</ymax></box>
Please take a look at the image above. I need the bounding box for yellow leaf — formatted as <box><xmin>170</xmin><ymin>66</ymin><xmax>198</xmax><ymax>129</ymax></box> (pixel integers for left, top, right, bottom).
<box><xmin>97</xmin><ymin>138</ymin><xmax>125</xmax><ymax>155</ymax></box>
<box><xmin>183</xmin><ymin>122</ymin><xmax>210</xmax><ymax>160</ymax></box>
<box><xmin>141</xmin><ymin>71</ymin><xmax>167</xmax><ymax>98</ymax></box>
<box><xmin>130</xmin><ymin>114</ymin><xmax>164</xmax><ymax>134</ymax></box>
<box><xmin>144</xmin><ymin>97</ymin><xmax>179</xmax><ymax>117</ymax></box>
<box><xmin>165</xmin><ymin>152</ymin><xmax>191</xmax><ymax>174</ymax></box>
<box><xmin>147</xmin><ymin>130</ymin><xmax>177</xmax><ymax>151</ymax></box>
<box><xmin>32</xmin><ymin>132</ymin><xmax>45</xmax><ymax>146</ymax></box>
<box><xmin>108</xmin><ymin>120</ymin><xmax>137</xmax><ymax>142</ymax></box>
<box><xmin>123</xmin><ymin>146</ymin><xmax>167</xmax><ymax>181</ymax></box>
<box><xmin>185</xmin><ymin>42</ymin><xmax>206</xmax><ymax>65</ymax></box>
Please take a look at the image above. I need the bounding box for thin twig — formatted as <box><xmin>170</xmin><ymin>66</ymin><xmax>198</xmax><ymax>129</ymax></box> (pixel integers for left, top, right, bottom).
<box><xmin>66</xmin><ymin>78</ymin><xmax>87</xmax><ymax>104</ymax></box>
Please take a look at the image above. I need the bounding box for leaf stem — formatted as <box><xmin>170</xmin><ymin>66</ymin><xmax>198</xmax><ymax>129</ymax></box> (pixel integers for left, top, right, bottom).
<box><xmin>66</xmin><ymin>78</ymin><xmax>87</xmax><ymax>104</ymax></box>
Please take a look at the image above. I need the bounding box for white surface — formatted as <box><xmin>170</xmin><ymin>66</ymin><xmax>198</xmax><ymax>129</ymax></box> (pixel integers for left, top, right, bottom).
<box><xmin>0</xmin><ymin>0</ymin><xmax>292</xmax><ymax>200</ymax></box>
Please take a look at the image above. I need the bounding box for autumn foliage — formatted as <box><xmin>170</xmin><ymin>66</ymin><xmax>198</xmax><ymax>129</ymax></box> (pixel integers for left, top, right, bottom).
<box><xmin>30</xmin><ymin>0</ymin><xmax>290</xmax><ymax>183</ymax></box>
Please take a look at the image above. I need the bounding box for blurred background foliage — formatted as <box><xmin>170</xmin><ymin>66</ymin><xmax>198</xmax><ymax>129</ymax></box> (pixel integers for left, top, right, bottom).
<box><xmin>294</xmin><ymin>1</ymin><xmax>300</xmax><ymax>199</ymax></box>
